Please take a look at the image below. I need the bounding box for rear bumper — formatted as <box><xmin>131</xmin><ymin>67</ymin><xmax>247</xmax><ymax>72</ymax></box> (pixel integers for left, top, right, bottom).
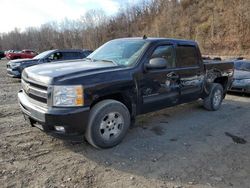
<box><xmin>18</xmin><ymin>90</ymin><xmax>90</xmax><ymax>136</ymax></box>
<box><xmin>7</xmin><ymin>68</ymin><xmax>21</xmax><ymax>78</ymax></box>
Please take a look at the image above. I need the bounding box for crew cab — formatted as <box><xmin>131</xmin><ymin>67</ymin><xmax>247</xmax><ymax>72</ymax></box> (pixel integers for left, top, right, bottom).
<box><xmin>7</xmin><ymin>49</ymin><xmax>93</xmax><ymax>78</ymax></box>
<box><xmin>18</xmin><ymin>38</ymin><xmax>234</xmax><ymax>148</ymax></box>
<box><xmin>6</xmin><ymin>49</ymin><xmax>38</xmax><ymax>60</ymax></box>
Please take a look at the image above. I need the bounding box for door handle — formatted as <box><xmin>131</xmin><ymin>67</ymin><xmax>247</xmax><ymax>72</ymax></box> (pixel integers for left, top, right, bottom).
<box><xmin>167</xmin><ymin>72</ymin><xmax>179</xmax><ymax>80</ymax></box>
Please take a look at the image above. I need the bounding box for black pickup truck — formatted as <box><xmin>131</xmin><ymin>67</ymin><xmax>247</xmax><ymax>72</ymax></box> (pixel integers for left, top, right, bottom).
<box><xmin>18</xmin><ymin>37</ymin><xmax>234</xmax><ymax>148</ymax></box>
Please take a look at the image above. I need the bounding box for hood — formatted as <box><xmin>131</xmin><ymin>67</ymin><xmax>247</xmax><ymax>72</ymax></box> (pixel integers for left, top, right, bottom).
<box><xmin>234</xmin><ymin>70</ymin><xmax>250</xmax><ymax>80</ymax></box>
<box><xmin>8</xmin><ymin>58</ymin><xmax>37</xmax><ymax>64</ymax></box>
<box><xmin>22</xmin><ymin>60</ymin><xmax>119</xmax><ymax>85</ymax></box>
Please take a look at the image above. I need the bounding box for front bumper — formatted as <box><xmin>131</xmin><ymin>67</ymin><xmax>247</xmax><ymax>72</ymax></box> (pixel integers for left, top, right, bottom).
<box><xmin>7</xmin><ymin>68</ymin><xmax>21</xmax><ymax>78</ymax></box>
<box><xmin>18</xmin><ymin>90</ymin><xmax>90</xmax><ymax>136</ymax></box>
<box><xmin>229</xmin><ymin>81</ymin><xmax>250</xmax><ymax>94</ymax></box>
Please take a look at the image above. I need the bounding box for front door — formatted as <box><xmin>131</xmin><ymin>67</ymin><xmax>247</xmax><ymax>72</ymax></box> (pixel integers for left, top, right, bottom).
<box><xmin>140</xmin><ymin>44</ymin><xmax>181</xmax><ymax>113</ymax></box>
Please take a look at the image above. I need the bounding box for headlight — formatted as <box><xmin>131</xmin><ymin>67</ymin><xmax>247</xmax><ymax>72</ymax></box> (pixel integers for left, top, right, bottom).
<box><xmin>53</xmin><ymin>85</ymin><xmax>84</xmax><ymax>107</ymax></box>
<box><xmin>11</xmin><ymin>62</ymin><xmax>21</xmax><ymax>68</ymax></box>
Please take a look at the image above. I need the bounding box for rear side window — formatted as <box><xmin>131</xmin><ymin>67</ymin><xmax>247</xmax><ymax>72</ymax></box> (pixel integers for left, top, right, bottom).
<box><xmin>62</xmin><ymin>52</ymin><xmax>81</xmax><ymax>60</ymax></box>
<box><xmin>151</xmin><ymin>45</ymin><xmax>175</xmax><ymax>68</ymax></box>
<box><xmin>176</xmin><ymin>45</ymin><xmax>198</xmax><ymax>67</ymax></box>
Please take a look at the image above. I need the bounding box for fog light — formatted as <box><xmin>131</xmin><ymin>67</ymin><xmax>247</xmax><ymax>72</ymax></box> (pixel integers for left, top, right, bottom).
<box><xmin>54</xmin><ymin>126</ymin><xmax>65</xmax><ymax>132</ymax></box>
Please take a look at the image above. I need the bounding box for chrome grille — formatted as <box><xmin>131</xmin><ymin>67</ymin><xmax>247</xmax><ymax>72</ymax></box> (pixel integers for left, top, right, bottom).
<box><xmin>21</xmin><ymin>79</ymin><xmax>48</xmax><ymax>104</ymax></box>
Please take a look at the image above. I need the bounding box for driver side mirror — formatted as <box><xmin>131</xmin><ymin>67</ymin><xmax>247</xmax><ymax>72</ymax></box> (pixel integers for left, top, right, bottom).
<box><xmin>145</xmin><ymin>58</ymin><xmax>168</xmax><ymax>70</ymax></box>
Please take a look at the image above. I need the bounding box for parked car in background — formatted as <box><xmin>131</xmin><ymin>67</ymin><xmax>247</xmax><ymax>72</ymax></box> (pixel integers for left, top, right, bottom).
<box><xmin>0</xmin><ymin>51</ymin><xmax>5</xmax><ymax>59</ymax></box>
<box><xmin>4</xmin><ymin>50</ymin><xmax>14</xmax><ymax>57</ymax></box>
<box><xmin>18</xmin><ymin>37</ymin><xmax>234</xmax><ymax>148</ymax></box>
<box><xmin>229</xmin><ymin>60</ymin><xmax>250</xmax><ymax>93</ymax></box>
<box><xmin>5</xmin><ymin>50</ymin><xmax>15</xmax><ymax>54</ymax></box>
<box><xmin>5</xmin><ymin>49</ymin><xmax>38</xmax><ymax>60</ymax></box>
<box><xmin>7</xmin><ymin>49</ymin><xmax>92</xmax><ymax>78</ymax></box>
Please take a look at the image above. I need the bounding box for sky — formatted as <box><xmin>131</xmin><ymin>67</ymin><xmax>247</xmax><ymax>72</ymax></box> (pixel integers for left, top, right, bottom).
<box><xmin>0</xmin><ymin>0</ymin><xmax>140</xmax><ymax>33</ymax></box>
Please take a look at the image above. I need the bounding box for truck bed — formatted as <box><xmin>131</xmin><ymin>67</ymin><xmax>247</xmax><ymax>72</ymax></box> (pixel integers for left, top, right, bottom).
<box><xmin>204</xmin><ymin>60</ymin><xmax>234</xmax><ymax>77</ymax></box>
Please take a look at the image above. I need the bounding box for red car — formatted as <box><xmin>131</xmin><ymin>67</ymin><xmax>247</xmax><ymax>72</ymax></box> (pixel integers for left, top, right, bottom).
<box><xmin>6</xmin><ymin>49</ymin><xmax>38</xmax><ymax>60</ymax></box>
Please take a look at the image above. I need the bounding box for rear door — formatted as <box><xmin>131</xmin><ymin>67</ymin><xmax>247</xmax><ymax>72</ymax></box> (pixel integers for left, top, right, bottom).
<box><xmin>176</xmin><ymin>45</ymin><xmax>204</xmax><ymax>102</ymax></box>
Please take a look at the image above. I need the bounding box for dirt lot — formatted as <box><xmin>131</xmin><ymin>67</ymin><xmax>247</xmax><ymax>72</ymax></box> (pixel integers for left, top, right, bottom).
<box><xmin>0</xmin><ymin>59</ymin><xmax>250</xmax><ymax>188</ymax></box>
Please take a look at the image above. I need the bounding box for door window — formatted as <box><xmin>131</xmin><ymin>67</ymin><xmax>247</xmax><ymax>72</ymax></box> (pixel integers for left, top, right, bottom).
<box><xmin>48</xmin><ymin>52</ymin><xmax>63</xmax><ymax>61</ymax></box>
<box><xmin>176</xmin><ymin>45</ymin><xmax>198</xmax><ymax>67</ymax></box>
<box><xmin>151</xmin><ymin>45</ymin><xmax>175</xmax><ymax>68</ymax></box>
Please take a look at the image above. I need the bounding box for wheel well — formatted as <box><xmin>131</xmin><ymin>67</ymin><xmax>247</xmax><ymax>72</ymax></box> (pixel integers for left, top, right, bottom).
<box><xmin>213</xmin><ymin>77</ymin><xmax>228</xmax><ymax>90</ymax></box>
<box><xmin>90</xmin><ymin>93</ymin><xmax>132</xmax><ymax>115</ymax></box>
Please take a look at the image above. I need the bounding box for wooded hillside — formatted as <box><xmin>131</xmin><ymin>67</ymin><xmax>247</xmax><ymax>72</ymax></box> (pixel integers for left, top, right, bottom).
<box><xmin>1</xmin><ymin>0</ymin><xmax>250</xmax><ymax>55</ymax></box>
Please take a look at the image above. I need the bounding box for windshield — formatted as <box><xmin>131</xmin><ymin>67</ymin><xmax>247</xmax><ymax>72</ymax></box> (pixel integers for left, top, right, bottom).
<box><xmin>235</xmin><ymin>61</ymin><xmax>250</xmax><ymax>71</ymax></box>
<box><xmin>88</xmin><ymin>39</ymin><xmax>149</xmax><ymax>66</ymax></box>
<box><xmin>33</xmin><ymin>50</ymin><xmax>54</xmax><ymax>60</ymax></box>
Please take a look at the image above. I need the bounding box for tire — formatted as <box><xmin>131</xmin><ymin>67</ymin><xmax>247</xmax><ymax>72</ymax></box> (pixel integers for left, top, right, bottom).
<box><xmin>85</xmin><ymin>99</ymin><xmax>131</xmax><ymax>149</ymax></box>
<box><xmin>203</xmin><ymin>83</ymin><xmax>224</xmax><ymax>111</ymax></box>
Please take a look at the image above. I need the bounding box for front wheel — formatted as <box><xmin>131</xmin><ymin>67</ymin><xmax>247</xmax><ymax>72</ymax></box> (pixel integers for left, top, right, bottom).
<box><xmin>203</xmin><ymin>83</ymin><xmax>224</xmax><ymax>111</ymax></box>
<box><xmin>85</xmin><ymin>99</ymin><xmax>131</xmax><ymax>148</ymax></box>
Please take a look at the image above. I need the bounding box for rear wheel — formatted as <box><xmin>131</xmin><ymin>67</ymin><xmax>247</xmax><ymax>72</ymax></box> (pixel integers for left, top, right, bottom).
<box><xmin>203</xmin><ymin>83</ymin><xmax>224</xmax><ymax>111</ymax></box>
<box><xmin>85</xmin><ymin>99</ymin><xmax>131</xmax><ymax>148</ymax></box>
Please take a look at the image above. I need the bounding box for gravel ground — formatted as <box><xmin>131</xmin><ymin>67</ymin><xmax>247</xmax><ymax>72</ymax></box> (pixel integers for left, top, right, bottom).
<box><xmin>0</xmin><ymin>59</ymin><xmax>250</xmax><ymax>188</ymax></box>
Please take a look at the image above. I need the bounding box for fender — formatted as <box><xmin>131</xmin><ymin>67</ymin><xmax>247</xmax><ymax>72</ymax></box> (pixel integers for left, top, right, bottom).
<box><xmin>202</xmin><ymin>68</ymin><xmax>223</xmax><ymax>98</ymax></box>
<box><xmin>89</xmin><ymin>80</ymin><xmax>138</xmax><ymax>118</ymax></box>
